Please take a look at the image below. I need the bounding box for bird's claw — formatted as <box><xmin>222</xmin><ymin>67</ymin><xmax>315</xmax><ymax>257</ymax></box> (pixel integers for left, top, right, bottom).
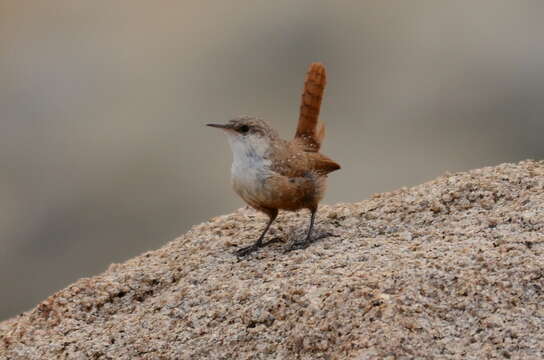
<box><xmin>234</xmin><ymin>244</ymin><xmax>261</xmax><ymax>257</ymax></box>
<box><xmin>286</xmin><ymin>231</ymin><xmax>336</xmax><ymax>252</ymax></box>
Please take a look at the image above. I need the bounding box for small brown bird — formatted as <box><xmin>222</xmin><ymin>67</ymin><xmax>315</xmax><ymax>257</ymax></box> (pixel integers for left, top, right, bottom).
<box><xmin>207</xmin><ymin>63</ymin><xmax>340</xmax><ymax>255</ymax></box>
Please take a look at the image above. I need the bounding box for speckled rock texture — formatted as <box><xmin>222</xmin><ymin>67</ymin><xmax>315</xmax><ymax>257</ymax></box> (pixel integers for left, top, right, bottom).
<box><xmin>2</xmin><ymin>161</ymin><xmax>544</xmax><ymax>359</ymax></box>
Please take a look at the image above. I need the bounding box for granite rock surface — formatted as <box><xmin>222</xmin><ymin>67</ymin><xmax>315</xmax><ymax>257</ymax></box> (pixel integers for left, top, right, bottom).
<box><xmin>2</xmin><ymin>161</ymin><xmax>544</xmax><ymax>359</ymax></box>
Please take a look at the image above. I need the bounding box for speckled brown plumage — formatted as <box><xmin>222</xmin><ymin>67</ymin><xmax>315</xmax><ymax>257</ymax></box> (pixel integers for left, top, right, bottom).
<box><xmin>207</xmin><ymin>63</ymin><xmax>340</xmax><ymax>255</ymax></box>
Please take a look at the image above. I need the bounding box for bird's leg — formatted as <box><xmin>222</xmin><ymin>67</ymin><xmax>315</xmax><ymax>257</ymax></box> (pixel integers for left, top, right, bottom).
<box><xmin>304</xmin><ymin>209</ymin><xmax>317</xmax><ymax>243</ymax></box>
<box><xmin>235</xmin><ymin>210</ymin><xmax>277</xmax><ymax>257</ymax></box>
<box><xmin>287</xmin><ymin>208</ymin><xmax>332</xmax><ymax>251</ymax></box>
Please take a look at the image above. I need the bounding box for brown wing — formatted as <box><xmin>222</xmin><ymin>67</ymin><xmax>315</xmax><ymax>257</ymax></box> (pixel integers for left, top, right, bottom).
<box><xmin>271</xmin><ymin>141</ymin><xmax>340</xmax><ymax>178</ymax></box>
<box><xmin>265</xmin><ymin>141</ymin><xmax>339</xmax><ymax>211</ymax></box>
<box><xmin>307</xmin><ymin>152</ymin><xmax>341</xmax><ymax>175</ymax></box>
<box><xmin>294</xmin><ymin>63</ymin><xmax>327</xmax><ymax>152</ymax></box>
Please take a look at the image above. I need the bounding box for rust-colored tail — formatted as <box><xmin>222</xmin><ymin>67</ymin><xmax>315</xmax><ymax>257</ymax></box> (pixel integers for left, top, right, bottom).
<box><xmin>294</xmin><ymin>62</ymin><xmax>327</xmax><ymax>152</ymax></box>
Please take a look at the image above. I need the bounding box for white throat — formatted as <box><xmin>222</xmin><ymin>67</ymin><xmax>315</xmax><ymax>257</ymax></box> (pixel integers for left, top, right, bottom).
<box><xmin>226</xmin><ymin>134</ymin><xmax>272</xmax><ymax>181</ymax></box>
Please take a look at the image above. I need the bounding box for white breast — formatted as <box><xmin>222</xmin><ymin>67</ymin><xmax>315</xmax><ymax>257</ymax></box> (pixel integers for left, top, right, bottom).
<box><xmin>227</xmin><ymin>134</ymin><xmax>272</xmax><ymax>203</ymax></box>
<box><xmin>231</xmin><ymin>161</ymin><xmax>266</xmax><ymax>194</ymax></box>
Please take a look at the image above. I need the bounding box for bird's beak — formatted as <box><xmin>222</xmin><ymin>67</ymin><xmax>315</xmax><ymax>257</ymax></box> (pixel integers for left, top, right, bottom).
<box><xmin>206</xmin><ymin>123</ymin><xmax>233</xmax><ymax>130</ymax></box>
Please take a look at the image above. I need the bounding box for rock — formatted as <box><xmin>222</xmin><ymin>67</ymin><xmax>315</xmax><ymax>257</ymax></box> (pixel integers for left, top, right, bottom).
<box><xmin>2</xmin><ymin>160</ymin><xmax>544</xmax><ymax>359</ymax></box>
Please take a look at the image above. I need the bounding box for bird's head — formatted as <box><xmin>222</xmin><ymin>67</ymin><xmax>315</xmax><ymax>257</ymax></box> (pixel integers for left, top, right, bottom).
<box><xmin>207</xmin><ymin>116</ymin><xmax>279</xmax><ymax>159</ymax></box>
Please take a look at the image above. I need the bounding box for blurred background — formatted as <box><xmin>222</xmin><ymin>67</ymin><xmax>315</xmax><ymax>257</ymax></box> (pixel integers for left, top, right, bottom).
<box><xmin>1</xmin><ymin>0</ymin><xmax>543</xmax><ymax>320</ymax></box>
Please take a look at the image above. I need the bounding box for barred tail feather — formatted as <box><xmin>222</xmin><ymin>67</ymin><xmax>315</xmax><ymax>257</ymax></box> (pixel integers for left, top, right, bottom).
<box><xmin>295</xmin><ymin>63</ymin><xmax>327</xmax><ymax>152</ymax></box>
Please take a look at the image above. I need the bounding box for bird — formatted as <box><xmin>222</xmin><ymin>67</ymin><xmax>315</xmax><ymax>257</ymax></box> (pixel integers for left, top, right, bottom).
<box><xmin>207</xmin><ymin>63</ymin><xmax>340</xmax><ymax>256</ymax></box>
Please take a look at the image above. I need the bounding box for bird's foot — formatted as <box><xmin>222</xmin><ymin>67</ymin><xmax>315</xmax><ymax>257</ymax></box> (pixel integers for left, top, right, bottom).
<box><xmin>234</xmin><ymin>243</ymin><xmax>261</xmax><ymax>257</ymax></box>
<box><xmin>234</xmin><ymin>237</ymin><xmax>283</xmax><ymax>257</ymax></box>
<box><xmin>286</xmin><ymin>231</ymin><xmax>336</xmax><ymax>252</ymax></box>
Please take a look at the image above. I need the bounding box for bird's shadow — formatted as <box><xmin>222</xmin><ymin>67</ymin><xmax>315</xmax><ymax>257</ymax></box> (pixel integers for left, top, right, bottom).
<box><xmin>233</xmin><ymin>229</ymin><xmax>338</xmax><ymax>259</ymax></box>
<box><xmin>284</xmin><ymin>231</ymin><xmax>337</xmax><ymax>253</ymax></box>
<box><xmin>233</xmin><ymin>237</ymin><xmax>284</xmax><ymax>259</ymax></box>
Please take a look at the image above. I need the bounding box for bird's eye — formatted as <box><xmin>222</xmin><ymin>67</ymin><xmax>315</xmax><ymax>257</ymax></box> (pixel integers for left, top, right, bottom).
<box><xmin>239</xmin><ymin>125</ymin><xmax>250</xmax><ymax>133</ymax></box>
